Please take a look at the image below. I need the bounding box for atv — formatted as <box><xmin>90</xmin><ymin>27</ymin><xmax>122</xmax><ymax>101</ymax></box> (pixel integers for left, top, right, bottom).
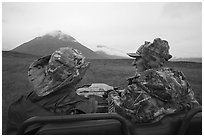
<box><xmin>17</xmin><ymin>83</ymin><xmax>202</xmax><ymax>135</ymax></box>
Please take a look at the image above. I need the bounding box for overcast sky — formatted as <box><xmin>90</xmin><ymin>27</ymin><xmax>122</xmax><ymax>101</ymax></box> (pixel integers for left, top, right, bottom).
<box><xmin>2</xmin><ymin>2</ymin><xmax>202</xmax><ymax>58</ymax></box>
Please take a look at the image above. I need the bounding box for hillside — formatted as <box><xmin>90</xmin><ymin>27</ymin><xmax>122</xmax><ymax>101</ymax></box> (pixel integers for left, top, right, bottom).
<box><xmin>2</xmin><ymin>51</ymin><xmax>202</xmax><ymax>133</ymax></box>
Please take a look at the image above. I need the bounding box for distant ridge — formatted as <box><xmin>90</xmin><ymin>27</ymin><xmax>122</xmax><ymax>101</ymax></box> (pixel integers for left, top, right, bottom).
<box><xmin>95</xmin><ymin>50</ymin><xmax>128</xmax><ymax>59</ymax></box>
<box><xmin>170</xmin><ymin>57</ymin><xmax>202</xmax><ymax>63</ymax></box>
<box><xmin>2</xmin><ymin>51</ymin><xmax>39</xmax><ymax>58</ymax></box>
<box><xmin>11</xmin><ymin>30</ymin><xmax>106</xmax><ymax>59</ymax></box>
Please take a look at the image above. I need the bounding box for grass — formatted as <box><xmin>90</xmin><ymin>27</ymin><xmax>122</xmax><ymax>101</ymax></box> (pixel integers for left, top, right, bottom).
<box><xmin>2</xmin><ymin>52</ymin><xmax>202</xmax><ymax>133</ymax></box>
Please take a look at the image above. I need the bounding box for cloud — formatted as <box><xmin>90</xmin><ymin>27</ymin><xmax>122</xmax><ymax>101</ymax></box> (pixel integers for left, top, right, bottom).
<box><xmin>2</xmin><ymin>2</ymin><xmax>202</xmax><ymax>58</ymax></box>
<box><xmin>2</xmin><ymin>18</ymin><xmax>7</xmax><ymax>24</ymax></box>
<box><xmin>162</xmin><ymin>2</ymin><xmax>202</xmax><ymax>18</ymax></box>
<box><xmin>96</xmin><ymin>45</ymin><xmax>107</xmax><ymax>48</ymax></box>
<box><xmin>96</xmin><ymin>45</ymin><xmax>127</xmax><ymax>56</ymax></box>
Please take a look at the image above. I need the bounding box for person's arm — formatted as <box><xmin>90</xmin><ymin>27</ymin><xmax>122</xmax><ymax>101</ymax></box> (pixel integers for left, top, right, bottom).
<box><xmin>75</xmin><ymin>97</ymin><xmax>98</xmax><ymax>114</ymax></box>
<box><xmin>179</xmin><ymin>71</ymin><xmax>200</xmax><ymax>109</ymax></box>
<box><xmin>181</xmin><ymin>87</ymin><xmax>200</xmax><ymax>109</ymax></box>
<box><xmin>169</xmin><ymin>70</ymin><xmax>200</xmax><ymax>112</ymax></box>
<box><xmin>6</xmin><ymin>100</ymin><xmax>24</xmax><ymax>135</ymax></box>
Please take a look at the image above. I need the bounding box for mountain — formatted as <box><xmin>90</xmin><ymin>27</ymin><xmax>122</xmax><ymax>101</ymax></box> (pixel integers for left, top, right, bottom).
<box><xmin>95</xmin><ymin>50</ymin><xmax>128</xmax><ymax>59</ymax></box>
<box><xmin>12</xmin><ymin>30</ymin><xmax>105</xmax><ymax>59</ymax></box>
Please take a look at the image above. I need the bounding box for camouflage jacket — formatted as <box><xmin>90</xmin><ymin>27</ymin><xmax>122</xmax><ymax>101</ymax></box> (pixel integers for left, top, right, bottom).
<box><xmin>108</xmin><ymin>67</ymin><xmax>199</xmax><ymax>123</ymax></box>
<box><xmin>6</xmin><ymin>86</ymin><xmax>97</xmax><ymax>134</ymax></box>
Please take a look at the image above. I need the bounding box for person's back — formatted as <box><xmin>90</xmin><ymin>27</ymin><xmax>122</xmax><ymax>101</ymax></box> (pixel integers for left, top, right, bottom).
<box><xmin>108</xmin><ymin>38</ymin><xmax>200</xmax><ymax>123</ymax></box>
<box><xmin>6</xmin><ymin>47</ymin><xmax>97</xmax><ymax>134</ymax></box>
<box><xmin>109</xmin><ymin>67</ymin><xmax>199</xmax><ymax>123</ymax></box>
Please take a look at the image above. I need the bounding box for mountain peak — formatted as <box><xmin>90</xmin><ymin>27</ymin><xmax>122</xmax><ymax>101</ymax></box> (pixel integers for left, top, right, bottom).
<box><xmin>45</xmin><ymin>30</ymin><xmax>77</xmax><ymax>42</ymax></box>
<box><xmin>12</xmin><ymin>30</ymin><xmax>105</xmax><ymax>59</ymax></box>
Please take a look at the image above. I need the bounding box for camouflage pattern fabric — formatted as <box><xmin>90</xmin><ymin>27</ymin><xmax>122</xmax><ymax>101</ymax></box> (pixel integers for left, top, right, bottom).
<box><xmin>138</xmin><ymin>38</ymin><xmax>172</xmax><ymax>61</ymax></box>
<box><xmin>6</xmin><ymin>47</ymin><xmax>95</xmax><ymax>134</ymax></box>
<box><xmin>28</xmin><ymin>47</ymin><xmax>90</xmax><ymax>97</ymax></box>
<box><xmin>108</xmin><ymin>67</ymin><xmax>199</xmax><ymax>123</ymax></box>
<box><xmin>127</xmin><ymin>38</ymin><xmax>172</xmax><ymax>61</ymax></box>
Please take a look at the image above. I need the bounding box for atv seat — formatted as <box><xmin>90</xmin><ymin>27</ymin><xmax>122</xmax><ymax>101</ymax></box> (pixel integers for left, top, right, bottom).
<box><xmin>17</xmin><ymin>107</ymin><xmax>201</xmax><ymax>135</ymax></box>
<box><xmin>17</xmin><ymin>113</ymin><xmax>130</xmax><ymax>135</ymax></box>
